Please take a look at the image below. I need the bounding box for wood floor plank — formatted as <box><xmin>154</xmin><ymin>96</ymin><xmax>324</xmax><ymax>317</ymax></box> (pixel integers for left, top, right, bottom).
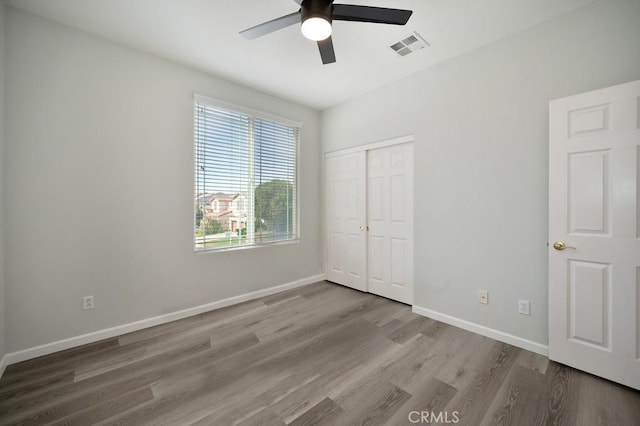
<box><xmin>390</xmin><ymin>325</ymin><xmax>479</xmax><ymax>394</ymax></box>
<box><xmin>251</xmin><ymin>291</ymin><xmax>371</xmax><ymax>341</ymax></box>
<box><xmin>575</xmin><ymin>371</ymin><xmax>640</xmax><ymax>426</ymax></box>
<box><xmin>66</xmin><ymin>319</ymin><xmax>236</xmax><ymax>384</ymax></box>
<box><xmin>51</xmin><ymin>386</ymin><xmax>154</xmax><ymax>426</ymax></box>
<box><xmin>533</xmin><ymin>362</ymin><xmax>580</xmax><ymax>426</ymax></box>
<box><xmin>72</xmin><ymin>346</ymin><xmax>148</xmax><ymax>382</ymax></box>
<box><xmin>203</xmin><ymin>370</ymin><xmax>323</xmax><ymax>426</ymax></box>
<box><xmin>375</xmin><ymin>318</ymin><xmax>406</xmax><ymax>337</ymax></box>
<box><xmin>75</xmin><ymin>318</ymin><xmax>262</xmax><ymax>382</ymax></box>
<box><xmin>359</xmin><ymin>297</ymin><xmax>409</xmax><ymax>326</ymax></box>
<box><xmin>269</xmin><ymin>323</ymin><xmax>401</xmax><ymax>422</ymax></box>
<box><xmin>443</xmin><ymin>342</ymin><xmax>520</xmax><ymax>425</ymax></box>
<box><xmin>337</xmin><ymin>381</ymin><xmax>412</xmax><ymax>426</ymax></box>
<box><xmin>288</xmin><ymin>397</ymin><xmax>344</xmax><ymax>426</ymax></box>
<box><xmin>388</xmin><ymin>316</ymin><xmax>437</xmax><ymax>344</ymax></box>
<box><xmin>0</xmin><ymin>339</ymin><xmax>119</xmax><ymax>384</ymax></box>
<box><xmin>158</xmin><ymin>376</ymin><xmax>280</xmax><ymax>426</ymax></box>
<box><xmin>385</xmin><ymin>376</ymin><xmax>458</xmax><ymax>426</ymax></box>
<box><xmin>115</xmin><ymin>318</ymin><xmax>378</xmax><ymax>425</ymax></box>
<box><xmin>479</xmin><ymin>365</ymin><xmax>548</xmax><ymax>426</ymax></box>
<box><xmin>515</xmin><ymin>349</ymin><xmax>550</xmax><ymax>375</ymax></box>
<box><xmin>235</xmin><ymin>406</ymin><xmax>286</xmax><ymax>426</ymax></box>
<box><xmin>255</xmin><ymin>296</ymin><xmax>387</xmax><ymax>348</ymax></box>
<box><xmin>151</xmin><ymin>356</ymin><xmax>322</xmax><ymax>425</ymax></box>
<box><xmin>260</xmin><ymin>280</ymin><xmax>332</xmax><ymax>306</ymax></box>
<box><xmin>435</xmin><ymin>332</ymin><xmax>496</xmax><ymax>390</ymax></box>
<box><xmin>328</xmin><ymin>333</ymin><xmax>432</xmax><ymax>403</ymax></box>
<box><xmin>117</xmin><ymin>299</ymin><xmax>267</xmax><ymax>346</ymax></box>
<box><xmin>0</xmin><ymin>371</ymin><xmax>74</xmax><ymax>404</ymax></box>
<box><xmin>1</xmin><ymin>281</ymin><xmax>639</xmax><ymax>426</ymax></box>
<box><xmin>0</xmin><ymin>340</ymin><xmax>213</xmax><ymax>425</ymax></box>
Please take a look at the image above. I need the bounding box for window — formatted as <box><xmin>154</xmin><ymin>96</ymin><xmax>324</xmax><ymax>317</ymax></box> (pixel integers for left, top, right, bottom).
<box><xmin>194</xmin><ymin>96</ymin><xmax>300</xmax><ymax>252</ymax></box>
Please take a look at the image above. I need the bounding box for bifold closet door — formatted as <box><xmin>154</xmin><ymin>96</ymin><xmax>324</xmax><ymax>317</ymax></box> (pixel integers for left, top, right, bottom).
<box><xmin>367</xmin><ymin>143</ymin><xmax>414</xmax><ymax>304</ymax></box>
<box><xmin>326</xmin><ymin>142</ymin><xmax>414</xmax><ymax>304</ymax></box>
<box><xmin>326</xmin><ymin>151</ymin><xmax>367</xmax><ymax>291</ymax></box>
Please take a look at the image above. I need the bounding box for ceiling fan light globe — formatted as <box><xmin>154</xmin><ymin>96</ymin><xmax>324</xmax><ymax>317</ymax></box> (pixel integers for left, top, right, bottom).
<box><xmin>301</xmin><ymin>17</ymin><xmax>332</xmax><ymax>41</ymax></box>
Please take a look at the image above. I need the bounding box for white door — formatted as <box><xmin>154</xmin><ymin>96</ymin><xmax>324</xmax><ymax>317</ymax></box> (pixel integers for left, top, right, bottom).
<box><xmin>367</xmin><ymin>143</ymin><xmax>414</xmax><ymax>304</ymax></box>
<box><xmin>326</xmin><ymin>151</ymin><xmax>367</xmax><ymax>291</ymax></box>
<box><xmin>549</xmin><ymin>79</ymin><xmax>640</xmax><ymax>390</ymax></box>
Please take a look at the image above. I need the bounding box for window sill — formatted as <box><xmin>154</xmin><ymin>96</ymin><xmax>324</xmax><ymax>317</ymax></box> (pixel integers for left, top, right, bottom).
<box><xmin>194</xmin><ymin>238</ymin><xmax>300</xmax><ymax>254</ymax></box>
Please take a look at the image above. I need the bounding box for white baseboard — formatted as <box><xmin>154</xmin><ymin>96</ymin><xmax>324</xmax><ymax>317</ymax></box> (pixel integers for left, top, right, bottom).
<box><xmin>412</xmin><ymin>305</ymin><xmax>548</xmax><ymax>356</ymax></box>
<box><xmin>4</xmin><ymin>274</ymin><xmax>326</xmax><ymax>368</ymax></box>
<box><xmin>0</xmin><ymin>354</ymin><xmax>7</xmax><ymax>377</ymax></box>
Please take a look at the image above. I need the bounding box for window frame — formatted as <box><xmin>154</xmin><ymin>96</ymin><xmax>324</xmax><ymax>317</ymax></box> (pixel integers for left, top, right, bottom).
<box><xmin>193</xmin><ymin>94</ymin><xmax>302</xmax><ymax>253</ymax></box>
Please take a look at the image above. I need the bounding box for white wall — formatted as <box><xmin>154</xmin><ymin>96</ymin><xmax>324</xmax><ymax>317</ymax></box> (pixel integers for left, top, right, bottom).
<box><xmin>322</xmin><ymin>0</ymin><xmax>640</xmax><ymax>345</ymax></box>
<box><xmin>4</xmin><ymin>8</ymin><xmax>323</xmax><ymax>352</ymax></box>
<box><xmin>0</xmin><ymin>1</ymin><xmax>7</xmax><ymax>365</ymax></box>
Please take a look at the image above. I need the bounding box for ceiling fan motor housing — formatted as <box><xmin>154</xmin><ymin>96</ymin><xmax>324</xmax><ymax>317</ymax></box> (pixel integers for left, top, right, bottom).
<box><xmin>301</xmin><ymin>0</ymin><xmax>334</xmax><ymax>24</ymax></box>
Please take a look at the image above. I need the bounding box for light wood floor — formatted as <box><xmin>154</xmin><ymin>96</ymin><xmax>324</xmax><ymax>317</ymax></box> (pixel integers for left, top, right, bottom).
<box><xmin>1</xmin><ymin>281</ymin><xmax>639</xmax><ymax>425</ymax></box>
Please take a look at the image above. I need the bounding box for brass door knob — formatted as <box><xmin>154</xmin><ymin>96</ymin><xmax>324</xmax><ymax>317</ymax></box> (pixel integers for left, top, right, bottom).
<box><xmin>553</xmin><ymin>241</ymin><xmax>576</xmax><ymax>251</ymax></box>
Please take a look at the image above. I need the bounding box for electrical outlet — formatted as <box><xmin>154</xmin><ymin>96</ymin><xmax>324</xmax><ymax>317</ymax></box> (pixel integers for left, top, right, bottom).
<box><xmin>518</xmin><ymin>299</ymin><xmax>530</xmax><ymax>315</ymax></box>
<box><xmin>478</xmin><ymin>290</ymin><xmax>488</xmax><ymax>305</ymax></box>
<box><xmin>82</xmin><ymin>295</ymin><xmax>95</xmax><ymax>311</ymax></box>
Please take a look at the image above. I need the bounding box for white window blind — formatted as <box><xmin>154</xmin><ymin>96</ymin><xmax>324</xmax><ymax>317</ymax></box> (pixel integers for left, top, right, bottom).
<box><xmin>194</xmin><ymin>96</ymin><xmax>299</xmax><ymax>252</ymax></box>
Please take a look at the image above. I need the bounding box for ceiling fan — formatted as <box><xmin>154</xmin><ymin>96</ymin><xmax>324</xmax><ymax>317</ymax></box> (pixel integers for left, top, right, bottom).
<box><xmin>240</xmin><ymin>0</ymin><xmax>413</xmax><ymax>64</ymax></box>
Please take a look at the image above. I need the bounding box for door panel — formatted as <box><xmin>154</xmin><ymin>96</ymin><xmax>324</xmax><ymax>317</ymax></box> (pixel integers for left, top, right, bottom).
<box><xmin>391</xmin><ymin>238</ymin><xmax>407</xmax><ymax>286</ymax></box>
<box><xmin>369</xmin><ymin>235</ymin><xmax>384</xmax><ymax>282</ymax></box>
<box><xmin>391</xmin><ymin>175</ymin><xmax>405</xmax><ymax>222</ymax></box>
<box><xmin>568</xmin><ymin>150</ymin><xmax>610</xmax><ymax>234</ymax></box>
<box><xmin>330</xmin><ymin>232</ymin><xmax>345</xmax><ymax>273</ymax></box>
<box><xmin>367</xmin><ymin>143</ymin><xmax>413</xmax><ymax>304</ymax></box>
<box><xmin>568</xmin><ymin>103</ymin><xmax>610</xmax><ymax>137</ymax></box>
<box><xmin>326</xmin><ymin>152</ymin><xmax>367</xmax><ymax>291</ymax></box>
<box><xmin>549</xmin><ymin>79</ymin><xmax>640</xmax><ymax>390</ymax></box>
<box><xmin>568</xmin><ymin>260</ymin><xmax>610</xmax><ymax>348</ymax></box>
<box><xmin>369</xmin><ymin>177</ymin><xmax>383</xmax><ymax>221</ymax></box>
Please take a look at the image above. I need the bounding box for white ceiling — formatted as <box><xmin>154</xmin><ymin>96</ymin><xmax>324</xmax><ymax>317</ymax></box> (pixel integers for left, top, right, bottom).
<box><xmin>6</xmin><ymin>0</ymin><xmax>597</xmax><ymax>110</ymax></box>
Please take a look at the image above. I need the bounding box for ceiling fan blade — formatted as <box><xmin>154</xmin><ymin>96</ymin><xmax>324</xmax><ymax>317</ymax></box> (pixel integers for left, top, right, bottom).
<box><xmin>240</xmin><ymin>11</ymin><xmax>301</xmax><ymax>40</ymax></box>
<box><xmin>332</xmin><ymin>4</ymin><xmax>412</xmax><ymax>25</ymax></box>
<box><xmin>317</xmin><ymin>37</ymin><xmax>336</xmax><ymax>64</ymax></box>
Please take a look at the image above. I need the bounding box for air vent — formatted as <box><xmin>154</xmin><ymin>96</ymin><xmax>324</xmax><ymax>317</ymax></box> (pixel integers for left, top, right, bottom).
<box><xmin>389</xmin><ymin>31</ymin><xmax>429</xmax><ymax>57</ymax></box>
